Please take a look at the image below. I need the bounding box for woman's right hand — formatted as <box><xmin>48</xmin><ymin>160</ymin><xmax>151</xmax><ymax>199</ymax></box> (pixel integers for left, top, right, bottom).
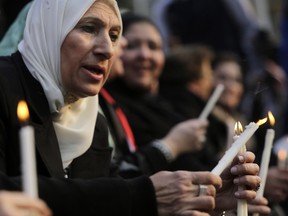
<box><xmin>162</xmin><ymin>119</ymin><xmax>208</xmax><ymax>158</ymax></box>
<box><xmin>0</xmin><ymin>191</ymin><xmax>52</xmax><ymax>216</ymax></box>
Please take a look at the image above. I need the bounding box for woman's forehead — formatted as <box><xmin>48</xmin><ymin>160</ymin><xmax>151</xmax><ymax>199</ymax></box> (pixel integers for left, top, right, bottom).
<box><xmin>82</xmin><ymin>1</ymin><xmax>121</xmax><ymax>27</ymax></box>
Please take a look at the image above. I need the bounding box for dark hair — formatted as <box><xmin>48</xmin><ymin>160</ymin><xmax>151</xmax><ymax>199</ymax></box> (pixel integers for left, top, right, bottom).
<box><xmin>212</xmin><ymin>52</ymin><xmax>242</xmax><ymax>70</ymax></box>
<box><xmin>160</xmin><ymin>44</ymin><xmax>214</xmax><ymax>86</ymax></box>
<box><xmin>121</xmin><ymin>12</ymin><xmax>161</xmax><ymax>36</ymax></box>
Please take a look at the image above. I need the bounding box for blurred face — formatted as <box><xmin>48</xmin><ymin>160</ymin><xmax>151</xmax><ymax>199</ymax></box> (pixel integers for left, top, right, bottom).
<box><xmin>214</xmin><ymin>61</ymin><xmax>244</xmax><ymax>110</ymax></box>
<box><xmin>122</xmin><ymin>22</ymin><xmax>165</xmax><ymax>92</ymax></box>
<box><xmin>197</xmin><ymin>59</ymin><xmax>214</xmax><ymax>100</ymax></box>
<box><xmin>108</xmin><ymin>37</ymin><xmax>128</xmax><ymax>81</ymax></box>
<box><xmin>60</xmin><ymin>1</ymin><xmax>121</xmax><ymax>98</ymax></box>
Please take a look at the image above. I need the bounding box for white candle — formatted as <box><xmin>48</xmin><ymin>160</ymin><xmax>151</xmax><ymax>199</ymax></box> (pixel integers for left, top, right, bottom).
<box><xmin>237</xmin><ymin>145</ymin><xmax>248</xmax><ymax>216</ymax></box>
<box><xmin>252</xmin><ymin>129</ymin><xmax>275</xmax><ymax>216</ymax></box>
<box><xmin>17</xmin><ymin>101</ymin><xmax>38</xmax><ymax>198</ymax></box>
<box><xmin>232</xmin><ymin>122</ymin><xmax>248</xmax><ymax>216</ymax></box>
<box><xmin>211</xmin><ymin>122</ymin><xmax>259</xmax><ymax>176</ymax></box>
<box><xmin>199</xmin><ymin>84</ymin><xmax>224</xmax><ymax>120</ymax></box>
<box><xmin>257</xmin><ymin>129</ymin><xmax>275</xmax><ymax>197</ymax></box>
<box><xmin>19</xmin><ymin>126</ymin><xmax>38</xmax><ymax>198</ymax></box>
<box><xmin>277</xmin><ymin>149</ymin><xmax>287</xmax><ymax>170</ymax></box>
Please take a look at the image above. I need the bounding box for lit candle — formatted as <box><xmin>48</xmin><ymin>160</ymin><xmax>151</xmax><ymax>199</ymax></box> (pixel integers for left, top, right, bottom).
<box><xmin>211</xmin><ymin>118</ymin><xmax>267</xmax><ymax>176</ymax></box>
<box><xmin>199</xmin><ymin>84</ymin><xmax>224</xmax><ymax>120</ymax></box>
<box><xmin>233</xmin><ymin>122</ymin><xmax>248</xmax><ymax>216</ymax></box>
<box><xmin>257</xmin><ymin>111</ymin><xmax>275</xmax><ymax>197</ymax></box>
<box><xmin>277</xmin><ymin>149</ymin><xmax>287</xmax><ymax>170</ymax></box>
<box><xmin>17</xmin><ymin>100</ymin><xmax>38</xmax><ymax>198</ymax></box>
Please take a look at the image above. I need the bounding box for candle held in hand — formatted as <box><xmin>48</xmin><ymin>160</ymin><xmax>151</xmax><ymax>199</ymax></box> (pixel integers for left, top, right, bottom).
<box><xmin>257</xmin><ymin>111</ymin><xmax>275</xmax><ymax>197</ymax></box>
<box><xmin>17</xmin><ymin>100</ymin><xmax>38</xmax><ymax>198</ymax></box>
<box><xmin>199</xmin><ymin>84</ymin><xmax>224</xmax><ymax>120</ymax></box>
<box><xmin>211</xmin><ymin>118</ymin><xmax>267</xmax><ymax>176</ymax></box>
<box><xmin>234</xmin><ymin>122</ymin><xmax>248</xmax><ymax>216</ymax></box>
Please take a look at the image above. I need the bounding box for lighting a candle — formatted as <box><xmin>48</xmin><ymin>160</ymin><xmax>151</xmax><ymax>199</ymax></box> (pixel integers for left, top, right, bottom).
<box><xmin>17</xmin><ymin>100</ymin><xmax>38</xmax><ymax>198</ymax></box>
<box><xmin>278</xmin><ymin>149</ymin><xmax>287</xmax><ymax>170</ymax></box>
<box><xmin>199</xmin><ymin>84</ymin><xmax>224</xmax><ymax>120</ymax></box>
<box><xmin>211</xmin><ymin>118</ymin><xmax>267</xmax><ymax>176</ymax></box>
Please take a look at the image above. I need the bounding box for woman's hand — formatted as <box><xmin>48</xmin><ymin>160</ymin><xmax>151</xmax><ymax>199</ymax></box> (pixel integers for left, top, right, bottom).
<box><xmin>150</xmin><ymin>170</ymin><xmax>221</xmax><ymax>216</ymax></box>
<box><xmin>215</xmin><ymin>151</ymin><xmax>260</xmax><ymax>211</ymax></box>
<box><xmin>0</xmin><ymin>191</ymin><xmax>52</xmax><ymax>216</ymax></box>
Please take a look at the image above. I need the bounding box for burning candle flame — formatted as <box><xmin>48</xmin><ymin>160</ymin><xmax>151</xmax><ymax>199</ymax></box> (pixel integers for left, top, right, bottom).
<box><xmin>268</xmin><ymin>111</ymin><xmax>275</xmax><ymax>127</ymax></box>
<box><xmin>17</xmin><ymin>100</ymin><xmax>30</xmax><ymax>123</ymax></box>
<box><xmin>234</xmin><ymin>121</ymin><xmax>243</xmax><ymax>136</ymax></box>
<box><xmin>256</xmin><ymin>117</ymin><xmax>267</xmax><ymax>126</ymax></box>
<box><xmin>278</xmin><ymin>149</ymin><xmax>287</xmax><ymax>161</ymax></box>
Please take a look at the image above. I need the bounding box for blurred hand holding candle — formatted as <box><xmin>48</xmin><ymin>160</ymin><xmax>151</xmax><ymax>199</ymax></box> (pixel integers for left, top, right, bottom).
<box><xmin>234</xmin><ymin>122</ymin><xmax>248</xmax><ymax>216</ymax></box>
<box><xmin>17</xmin><ymin>100</ymin><xmax>38</xmax><ymax>198</ymax></box>
<box><xmin>211</xmin><ymin>118</ymin><xmax>267</xmax><ymax>176</ymax></box>
<box><xmin>199</xmin><ymin>84</ymin><xmax>224</xmax><ymax>120</ymax></box>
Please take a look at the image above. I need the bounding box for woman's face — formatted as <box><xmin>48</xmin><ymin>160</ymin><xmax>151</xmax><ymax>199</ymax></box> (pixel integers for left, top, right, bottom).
<box><xmin>61</xmin><ymin>1</ymin><xmax>121</xmax><ymax>98</ymax></box>
<box><xmin>108</xmin><ymin>37</ymin><xmax>128</xmax><ymax>81</ymax></box>
<box><xmin>121</xmin><ymin>22</ymin><xmax>165</xmax><ymax>92</ymax></box>
<box><xmin>214</xmin><ymin>61</ymin><xmax>244</xmax><ymax>110</ymax></box>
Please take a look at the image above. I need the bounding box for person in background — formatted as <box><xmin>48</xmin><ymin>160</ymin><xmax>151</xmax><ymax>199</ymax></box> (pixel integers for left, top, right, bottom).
<box><xmin>105</xmin><ymin>12</ymin><xmax>270</xmax><ymax>215</ymax></box>
<box><xmin>0</xmin><ymin>1</ymin><xmax>263</xmax><ymax>216</ymax></box>
<box><xmin>159</xmin><ymin>44</ymin><xmax>228</xmax><ymax>171</ymax></box>
<box><xmin>212</xmin><ymin>52</ymin><xmax>252</xmax><ymax>150</ymax></box>
<box><xmin>101</xmin><ymin>37</ymin><xmax>208</xmax><ymax>178</ymax></box>
<box><xmin>0</xmin><ymin>2</ymin><xmax>32</xmax><ymax>56</ymax></box>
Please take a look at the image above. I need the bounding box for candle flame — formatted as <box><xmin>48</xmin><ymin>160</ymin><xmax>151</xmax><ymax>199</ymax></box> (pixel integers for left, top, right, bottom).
<box><xmin>17</xmin><ymin>100</ymin><xmax>30</xmax><ymax>123</ymax></box>
<box><xmin>268</xmin><ymin>111</ymin><xmax>275</xmax><ymax>127</ymax></box>
<box><xmin>234</xmin><ymin>121</ymin><xmax>243</xmax><ymax>136</ymax></box>
<box><xmin>256</xmin><ymin>117</ymin><xmax>267</xmax><ymax>126</ymax></box>
<box><xmin>278</xmin><ymin>149</ymin><xmax>287</xmax><ymax>161</ymax></box>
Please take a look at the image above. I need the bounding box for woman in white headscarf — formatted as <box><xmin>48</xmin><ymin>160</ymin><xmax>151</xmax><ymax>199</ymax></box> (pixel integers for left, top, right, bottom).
<box><xmin>0</xmin><ymin>0</ymin><xmax>265</xmax><ymax>216</ymax></box>
<box><xmin>0</xmin><ymin>0</ymin><xmax>162</xmax><ymax>215</ymax></box>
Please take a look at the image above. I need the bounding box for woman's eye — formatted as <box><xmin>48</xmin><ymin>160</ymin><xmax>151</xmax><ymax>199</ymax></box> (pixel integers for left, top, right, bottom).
<box><xmin>80</xmin><ymin>25</ymin><xmax>96</xmax><ymax>33</ymax></box>
<box><xmin>110</xmin><ymin>33</ymin><xmax>119</xmax><ymax>42</ymax></box>
<box><xmin>126</xmin><ymin>42</ymin><xmax>139</xmax><ymax>50</ymax></box>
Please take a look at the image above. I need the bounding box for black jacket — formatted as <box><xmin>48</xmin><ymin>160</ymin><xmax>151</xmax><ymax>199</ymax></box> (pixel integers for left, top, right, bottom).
<box><xmin>0</xmin><ymin>52</ymin><xmax>158</xmax><ymax>216</ymax></box>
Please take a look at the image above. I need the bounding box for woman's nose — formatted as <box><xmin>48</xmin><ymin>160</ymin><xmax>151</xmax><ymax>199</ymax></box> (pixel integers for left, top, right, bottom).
<box><xmin>138</xmin><ymin>45</ymin><xmax>151</xmax><ymax>59</ymax></box>
<box><xmin>93</xmin><ymin>33</ymin><xmax>114</xmax><ymax>60</ymax></box>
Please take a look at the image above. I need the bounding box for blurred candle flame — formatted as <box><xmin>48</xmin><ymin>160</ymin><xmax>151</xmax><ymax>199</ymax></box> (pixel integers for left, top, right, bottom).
<box><xmin>278</xmin><ymin>149</ymin><xmax>287</xmax><ymax>161</ymax></box>
<box><xmin>17</xmin><ymin>100</ymin><xmax>29</xmax><ymax>123</ymax></box>
<box><xmin>268</xmin><ymin>111</ymin><xmax>275</xmax><ymax>127</ymax></box>
<box><xmin>234</xmin><ymin>121</ymin><xmax>243</xmax><ymax>136</ymax></box>
<box><xmin>256</xmin><ymin>117</ymin><xmax>267</xmax><ymax>126</ymax></box>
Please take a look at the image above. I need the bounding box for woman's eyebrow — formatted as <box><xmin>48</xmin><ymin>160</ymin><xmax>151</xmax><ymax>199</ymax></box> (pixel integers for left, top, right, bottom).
<box><xmin>78</xmin><ymin>17</ymin><xmax>121</xmax><ymax>31</ymax></box>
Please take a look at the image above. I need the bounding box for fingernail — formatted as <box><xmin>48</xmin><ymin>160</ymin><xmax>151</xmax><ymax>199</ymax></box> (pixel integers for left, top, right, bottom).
<box><xmin>238</xmin><ymin>155</ymin><xmax>244</xmax><ymax>163</ymax></box>
<box><xmin>231</xmin><ymin>167</ymin><xmax>237</xmax><ymax>174</ymax></box>
<box><xmin>235</xmin><ymin>192</ymin><xmax>240</xmax><ymax>197</ymax></box>
<box><xmin>233</xmin><ymin>178</ymin><xmax>239</xmax><ymax>184</ymax></box>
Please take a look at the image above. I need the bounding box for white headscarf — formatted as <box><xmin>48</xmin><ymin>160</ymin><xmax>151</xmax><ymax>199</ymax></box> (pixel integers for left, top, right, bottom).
<box><xmin>18</xmin><ymin>0</ymin><xmax>122</xmax><ymax>169</ymax></box>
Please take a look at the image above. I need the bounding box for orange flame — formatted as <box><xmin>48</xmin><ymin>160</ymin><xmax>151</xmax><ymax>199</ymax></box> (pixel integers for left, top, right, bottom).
<box><xmin>256</xmin><ymin>117</ymin><xmax>267</xmax><ymax>126</ymax></box>
<box><xmin>17</xmin><ymin>100</ymin><xmax>29</xmax><ymax>123</ymax></box>
<box><xmin>234</xmin><ymin>121</ymin><xmax>243</xmax><ymax>136</ymax></box>
<box><xmin>268</xmin><ymin>111</ymin><xmax>275</xmax><ymax>127</ymax></box>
